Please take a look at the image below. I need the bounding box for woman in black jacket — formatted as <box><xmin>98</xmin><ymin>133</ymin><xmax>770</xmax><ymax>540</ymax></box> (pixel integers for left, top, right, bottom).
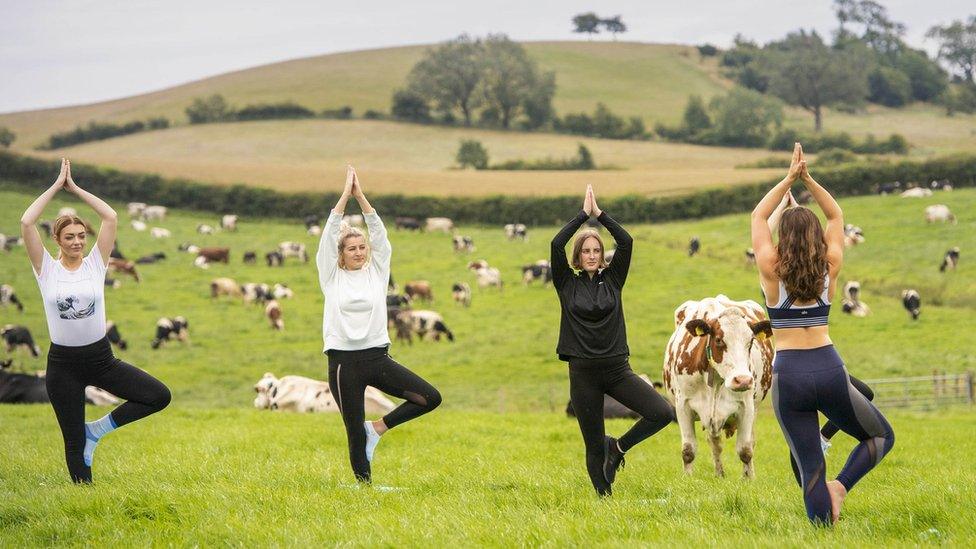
<box><xmin>551</xmin><ymin>185</ymin><xmax>675</xmax><ymax>496</ymax></box>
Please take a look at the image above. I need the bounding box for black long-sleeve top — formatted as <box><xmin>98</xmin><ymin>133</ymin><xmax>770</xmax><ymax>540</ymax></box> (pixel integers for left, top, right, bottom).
<box><xmin>550</xmin><ymin>210</ymin><xmax>633</xmax><ymax>361</ymax></box>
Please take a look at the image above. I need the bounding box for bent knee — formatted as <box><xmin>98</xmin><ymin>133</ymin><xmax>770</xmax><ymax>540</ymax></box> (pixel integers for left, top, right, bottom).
<box><xmin>152</xmin><ymin>385</ymin><xmax>172</xmax><ymax>410</ymax></box>
<box><xmin>425</xmin><ymin>389</ymin><xmax>442</xmax><ymax>410</ymax></box>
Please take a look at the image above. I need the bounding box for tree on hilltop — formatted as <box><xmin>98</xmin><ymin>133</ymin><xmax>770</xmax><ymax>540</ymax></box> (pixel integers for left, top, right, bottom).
<box><xmin>602</xmin><ymin>16</ymin><xmax>627</xmax><ymax>40</ymax></box>
<box><xmin>407</xmin><ymin>35</ymin><xmax>484</xmax><ymax>126</ymax></box>
<box><xmin>927</xmin><ymin>16</ymin><xmax>976</xmax><ymax>83</ymax></box>
<box><xmin>0</xmin><ymin>126</ymin><xmax>15</xmax><ymax>148</ymax></box>
<box><xmin>572</xmin><ymin>13</ymin><xmax>601</xmax><ymax>40</ymax></box>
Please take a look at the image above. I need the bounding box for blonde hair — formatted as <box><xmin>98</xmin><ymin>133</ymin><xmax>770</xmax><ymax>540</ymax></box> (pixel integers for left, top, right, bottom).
<box><xmin>337</xmin><ymin>225</ymin><xmax>368</xmax><ymax>269</ymax></box>
<box><xmin>53</xmin><ymin>214</ymin><xmax>89</xmax><ymax>259</ymax></box>
<box><xmin>571</xmin><ymin>229</ymin><xmax>608</xmax><ymax>271</ymax></box>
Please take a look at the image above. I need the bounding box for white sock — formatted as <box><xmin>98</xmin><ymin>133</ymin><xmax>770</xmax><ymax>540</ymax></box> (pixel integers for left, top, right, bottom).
<box><xmin>364</xmin><ymin>421</ymin><xmax>382</xmax><ymax>463</ymax></box>
<box><xmin>820</xmin><ymin>435</ymin><xmax>832</xmax><ymax>455</ymax></box>
<box><xmin>84</xmin><ymin>414</ymin><xmax>117</xmax><ymax>467</ymax></box>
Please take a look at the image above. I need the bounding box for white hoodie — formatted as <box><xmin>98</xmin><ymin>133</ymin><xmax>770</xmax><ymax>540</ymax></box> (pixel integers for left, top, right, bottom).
<box><xmin>317</xmin><ymin>211</ymin><xmax>392</xmax><ymax>352</ymax></box>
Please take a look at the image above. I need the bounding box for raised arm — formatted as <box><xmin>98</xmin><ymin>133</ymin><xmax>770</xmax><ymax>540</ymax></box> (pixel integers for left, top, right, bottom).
<box><xmin>20</xmin><ymin>159</ymin><xmax>67</xmax><ymax>274</ymax></box>
<box><xmin>316</xmin><ymin>167</ymin><xmax>355</xmax><ymax>285</ymax></box>
<box><xmin>550</xmin><ymin>207</ymin><xmax>589</xmax><ymax>290</ymax></box>
<box><xmin>767</xmin><ymin>190</ymin><xmax>796</xmax><ymax>236</ymax></box>
<box><xmin>63</xmin><ymin>160</ymin><xmax>117</xmax><ymax>265</ymax></box>
<box><xmin>752</xmin><ymin>143</ymin><xmax>803</xmax><ymax>275</ymax></box>
<box><xmin>352</xmin><ymin>170</ymin><xmax>391</xmax><ymax>271</ymax></box>
<box><xmin>799</xmin><ymin>163</ymin><xmax>844</xmax><ymax>271</ymax></box>
<box><xmin>589</xmin><ymin>186</ymin><xmax>632</xmax><ymax>287</ymax></box>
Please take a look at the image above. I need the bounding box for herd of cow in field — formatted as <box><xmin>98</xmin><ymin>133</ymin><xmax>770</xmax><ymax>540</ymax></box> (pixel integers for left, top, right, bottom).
<box><xmin>0</xmin><ymin>179</ymin><xmax>967</xmax><ymax>476</ymax></box>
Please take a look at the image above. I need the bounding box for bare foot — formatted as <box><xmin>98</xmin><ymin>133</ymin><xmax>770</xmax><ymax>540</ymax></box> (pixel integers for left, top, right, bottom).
<box><xmin>826</xmin><ymin>480</ymin><xmax>847</xmax><ymax>524</ymax></box>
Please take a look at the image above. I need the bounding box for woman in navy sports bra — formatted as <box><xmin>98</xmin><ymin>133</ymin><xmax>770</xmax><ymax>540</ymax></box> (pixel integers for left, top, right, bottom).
<box><xmin>751</xmin><ymin>144</ymin><xmax>894</xmax><ymax>526</ymax></box>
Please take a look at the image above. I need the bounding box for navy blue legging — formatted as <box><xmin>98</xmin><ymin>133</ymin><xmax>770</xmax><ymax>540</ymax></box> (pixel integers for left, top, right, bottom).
<box><xmin>771</xmin><ymin>345</ymin><xmax>894</xmax><ymax>525</ymax></box>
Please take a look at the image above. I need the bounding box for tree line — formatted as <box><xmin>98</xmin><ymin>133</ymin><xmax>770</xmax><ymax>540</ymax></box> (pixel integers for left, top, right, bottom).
<box><xmin>37</xmin><ymin>118</ymin><xmax>169</xmax><ymax>150</ymax></box>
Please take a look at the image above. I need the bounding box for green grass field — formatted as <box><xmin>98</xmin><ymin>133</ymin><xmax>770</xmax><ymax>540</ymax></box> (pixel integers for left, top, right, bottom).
<box><xmin>1</xmin><ymin>187</ymin><xmax>974</xmax><ymax>545</ymax></box>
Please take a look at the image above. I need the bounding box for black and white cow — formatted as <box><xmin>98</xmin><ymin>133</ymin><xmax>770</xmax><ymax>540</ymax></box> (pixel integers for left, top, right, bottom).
<box><xmin>278</xmin><ymin>242</ymin><xmax>308</xmax><ymax>263</ymax></box>
<box><xmin>266</xmin><ymin>251</ymin><xmax>284</xmax><ymax>267</ymax></box>
<box><xmin>452</xmin><ymin>235</ymin><xmax>475</xmax><ymax>253</ymax></box>
<box><xmin>688</xmin><ymin>237</ymin><xmax>701</xmax><ymax>257</ymax></box>
<box><xmin>451</xmin><ymin>282</ymin><xmax>472</xmax><ymax>307</ymax></box>
<box><xmin>876</xmin><ymin>181</ymin><xmax>902</xmax><ymax>195</ymax></box>
<box><xmin>521</xmin><ymin>260</ymin><xmax>552</xmax><ymax>286</ymax></box>
<box><xmin>504</xmin><ymin>223</ymin><xmax>528</xmax><ymax>241</ymax></box>
<box><xmin>151</xmin><ymin>317</ymin><xmax>189</xmax><ymax>349</ymax></box>
<box><xmin>902</xmin><ymin>289</ymin><xmax>921</xmax><ymax>320</ymax></box>
<box><xmin>940</xmin><ymin>247</ymin><xmax>960</xmax><ymax>272</ymax></box>
<box><xmin>841</xmin><ymin>281</ymin><xmax>870</xmax><ymax>317</ymax></box>
<box><xmin>745</xmin><ymin>248</ymin><xmax>756</xmax><ymax>266</ymax></box>
<box><xmin>243</xmin><ymin>251</ymin><xmax>257</xmax><ymax>264</ymax></box>
<box><xmin>242</xmin><ymin>283</ymin><xmax>272</xmax><ymax>304</ymax></box>
<box><xmin>393</xmin><ymin>310</ymin><xmax>455</xmax><ymax>344</ymax></box>
<box><xmin>395</xmin><ymin>217</ymin><xmax>422</xmax><ymax>231</ymax></box>
<box><xmin>0</xmin><ymin>361</ymin><xmax>119</xmax><ymax>405</ymax></box>
<box><xmin>1</xmin><ymin>325</ymin><xmax>40</xmax><ymax>357</ymax></box>
<box><xmin>105</xmin><ymin>321</ymin><xmax>128</xmax><ymax>350</ymax></box>
<box><xmin>304</xmin><ymin>215</ymin><xmax>322</xmax><ymax>230</ymax></box>
<box><xmin>1</xmin><ymin>284</ymin><xmax>24</xmax><ymax>312</ymax></box>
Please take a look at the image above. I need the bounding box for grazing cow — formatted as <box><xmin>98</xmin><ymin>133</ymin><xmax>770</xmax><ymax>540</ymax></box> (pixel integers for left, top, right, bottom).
<box><xmin>304</xmin><ymin>215</ymin><xmax>322</xmax><ymax>229</ymax></box>
<box><xmin>266</xmin><ymin>251</ymin><xmax>284</xmax><ymax>267</ymax></box>
<box><xmin>178</xmin><ymin>242</ymin><xmax>199</xmax><ymax>254</ymax></box>
<box><xmin>127</xmin><ymin>202</ymin><xmax>147</xmax><ymax>217</ymax></box>
<box><xmin>902</xmin><ymin>289</ymin><xmax>921</xmax><ymax>320</ymax></box>
<box><xmin>150</xmin><ymin>227</ymin><xmax>171</xmax><ymax>239</ymax></box>
<box><xmin>130</xmin><ymin>220</ymin><xmax>147</xmax><ymax>232</ymax></box>
<box><xmin>876</xmin><ymin>181</ymin><xmax>901</xmax><ymax>195</ymax></box>
<box><xmin>841</xmin><ymin>281</ymin><xmax>870</xmax><ymax>317</ymax></box>
<box><xmin>688</xmin><ymin>237</ymin><xmax>701</xmax><ymax>257</ymax></box>
<box><xmin>265</xmin><ymin>300</ymin><xmax>284</xmax><ymax>330</ymax></box>
<box><xmin>452</xmin><ymin>282</ymin><xmax>472</xmax><ymax>307</ymax></box>
<box><xmin>386</xmin><ymin>294</ymin><xmax>411</xmax><ymax>327</ymax></box>
<box><xmin>211</xmin><ymin>277</ymin><xmax>242</xmax><ymax>299</ymax></box>
<box><xmin>404</xmin><ymin>281</ymin><xmax>433</xmax><ymax>302</ymax></box>
<box><xmin>135</xmin><ymin>252</ymin><xmax>166</xmax><ymax>264</ymax></box>
<box><xmin>900</xmin><ymin>187</ymin><xmax>932</xmax><ymax>198</ymax></box>
<box><xmin>2</xmin><ymin>325</ymin><xmax>41</xmax><ymax>357</ymax></box>
<box><xmin>504</xmin><ymin>223</ymin><xmax>528</xmax><ymax>241</ymax></box>
<box><xmin>425</xmin><ymin>217</ymin><xmax>454</xmax><ymax>233</ymax></box>
<box><xmin>744</xmin><ymin>248</ymin><xmax>756</xmax><ymax>266</ymax></box>
<box><xmin>0</xmin><ymin>360</ymin><xmax>119</xmax><ymax>405</ymax></box>
<box><xmin>452</xmin><ymin>235</ymin><xmax>475</xmax><ymax>253</ymax></box>
<box><xmin>521</xmin><ymin>260</ymin><xmax>552</xmax><ymax>286</ymax></box>
<box><xmin>104</xmin><ymin>278</ymin><xmax>121</xmax><ymax>289</ymax></box>
<box><xmin>1</xmin><ymin>233</ymin><xmax>23</xmax><ymax>252</ymax></box>
<box><xmin>193</xmin><ymin>256</ymin><xmax>210</xmax><ymax>270</ymax></box>
<box><xmin>108</xmin><ymin>258</ymin><xmax>141</xmax><ymax>282</ymax></box>
<box><xmin>843</xmin><ymin>224</ymin><xmax>866</xmax><ymax>247</ymax></box>
<box><xmin>394</xmin><ymin>310</ymin><xmax>454</xmax><ymax>343</ymax></box>
<box><xmin>151</xmin><ymin>317</ymin><xmax>189</xmax><ymax>349</ymax></box>
<box><xmin>197</xmin><ymin>224</ymin><xmax>216</xmax><ymax>235</ymax></box>
<box><xmin>663</xmin><ymin>295</ymin><xmax>774</xmax><ymax>479</ymax></box>
<box><xmin>253</xmin><ymin>372</ymin><xmax>395</xmax><ymax>414</ymax></box>
<box><xmin>243</xmin><ymin>251</ymin><xmax>257</xmax><ymax>264</ymax></box>
<box><xmin>930</xmin><ymin>179</ymin><xmax>953</xmax><ymax>191</ymax></box>
<box><xmin>1</xmin><ymin>284</ymin><xmax>24</xmax><ymax>312</ymax></box>
<box><xmin>272</xmin><ymin>283</ymin><xmax>293</xmax><ymax>299</ymax></box>
<box><xmin>242</xmin><ymin>282</ymin><xmax>271</xmax><ymax>304</ymax></box>
<box><xmin>343</xmin><ymin>214</ymin><xmax>365</xmax><ymax>227</ymax></box>
<box><xmin>221</xmin><ymin>214</ymin><xmax>239</xmax><ymax>231</ymax></box>
<box><xmin>141</xmin><ymin>205</ymin><xmax>168</xmax><ymax>220</ymax></box>
<box><xmin>105</xmin><ymin>321</ymin><xmax>128</xmax><ymax>350</ymax></box>
<box><xmin>278</xmin><ymin>241</ymin><xmax>308</xmax><ymax>263</ymax></box>
<box><xmin>197</xmin><ymin>247</ymin><xmax>230</xmax><ymax>263</ymax></box>
<box><xmin>395</xmin><ymin>216</ymin><xmax>422</xmax><ymax>231</ymax></box>
<box><xmin>925</xmin><ymin>204</ymin><xmax>956</xmax><ymax>224</ymax></box>
<box><xmin>469</xmin><ymin>263</ymin><xmax>502</xmax><ymax>290</ymax></box>
<box><xmin>940</xmin><ymin>247</ymin><xmax>960</xmax><ymax>272</ymax></box>
<box><xmin>307</xmin><ymin>225</ymin><xmax>322</xmax><ymax>236</ymax></box>
<box><xmin>566</xmin><ymin>375</ymin><xmax>661</xmax><ymax>419</ymax></box>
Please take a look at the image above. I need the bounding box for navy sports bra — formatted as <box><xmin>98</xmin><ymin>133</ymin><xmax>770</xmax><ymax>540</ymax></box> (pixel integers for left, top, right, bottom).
<box><xmin>764</xmin><ymin>273</ymin><xmax>831</xmax><ymax>329</ymax></box>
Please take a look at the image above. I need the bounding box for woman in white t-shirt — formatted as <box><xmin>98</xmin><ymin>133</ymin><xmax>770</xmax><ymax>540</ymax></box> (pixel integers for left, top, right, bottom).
<box><xmin>20</xmin><ymin>158</ymin><xmax>171</xmax><ymax>484</ymax></box>
<box><xmin>318</xmin><ymin>166</ymin><xmax>441</xmax><ymax>484</ymax></box>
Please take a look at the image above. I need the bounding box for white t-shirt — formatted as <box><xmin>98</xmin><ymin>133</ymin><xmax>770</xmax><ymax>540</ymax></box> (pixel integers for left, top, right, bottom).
<box><xmin>34</xmin><ymin>248</ymin><xmax>108</xmax><ymax>346</ymax></box>
<box><xmin>317</xmin><ymin>211</ymin><xmax>392</xmax><ymax>351</ymax></box>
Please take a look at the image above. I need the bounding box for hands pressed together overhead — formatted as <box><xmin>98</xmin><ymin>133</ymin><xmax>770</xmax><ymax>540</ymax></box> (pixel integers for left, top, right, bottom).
<box><xmin>786</xmin><ymin>142</ymin><xmax>813</xmax><ymax>184</ymax></box>
<box><xmin>582</xmin><ymin>184</ymin><xmax>602</xmax><ymax>218</ymax></box>
<box><xmin>54</xmin><ymin>158</ymin><xmax>81</xmax><ymax>194</ymax></box>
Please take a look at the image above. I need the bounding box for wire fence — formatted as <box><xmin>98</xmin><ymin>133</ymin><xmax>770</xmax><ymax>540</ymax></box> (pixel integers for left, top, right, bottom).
<box><xmin>864</xmin><ymin>370</ymin><xmax>974</xmax><ymax>410</ymax></box>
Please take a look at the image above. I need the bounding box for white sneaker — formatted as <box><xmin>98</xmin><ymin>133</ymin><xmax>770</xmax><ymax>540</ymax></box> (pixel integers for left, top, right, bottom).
<box><xmin>364</xmin><ymin>421</ymin><xmax>381</xmax><ymax>462</ymax></box>
<box><xmin>820</xmin><ymin>436</ymin><xmax>832</xmax><ymax>455</ymax></box>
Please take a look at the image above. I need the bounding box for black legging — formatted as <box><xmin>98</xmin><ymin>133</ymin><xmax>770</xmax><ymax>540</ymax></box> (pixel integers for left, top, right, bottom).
<box><xmin>327</xmin><ymin>347</ymin><xmax>441</xmax><ymax>483</ymax></box>
<box><xmin>568</xmin><ymin>355</ymin><xmax>675</xmax><ymax>495</ymax></box>
<box><xmin>789</xmin><ymin>374</ymin><xmax>875</xmax><ymax>487</ymax></box>
<box><xmin>772</xmin><ymin>345</ymin><xmax>894</xmax><ymax>525</ymax></box>
<box><xmin>46</xmin><ymin>337</ymin><xmax>171</xmax><ymax>483</ymax></box>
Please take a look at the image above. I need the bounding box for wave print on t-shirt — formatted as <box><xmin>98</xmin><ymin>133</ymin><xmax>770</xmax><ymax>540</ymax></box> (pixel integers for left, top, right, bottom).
<box><xmin>56</xmin><ymin>294</ymin><xmax>96</xmax><ymax>319</ymax></box>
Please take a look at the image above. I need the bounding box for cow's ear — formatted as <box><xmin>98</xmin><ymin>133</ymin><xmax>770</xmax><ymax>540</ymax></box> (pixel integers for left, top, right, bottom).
<box><xmin>685</xmin><ymin>319</ymin><xmax>711</xmax><ymax>337</ymax></box>
<box><xmin>750</xmin><ymin>320</ymin><xmax>772</xmax><ymax>340</ymax></box>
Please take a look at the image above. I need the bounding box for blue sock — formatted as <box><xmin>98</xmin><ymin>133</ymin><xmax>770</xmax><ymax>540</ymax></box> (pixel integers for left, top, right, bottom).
<box><xmin>84</xmin><ymin>414</ymin><xmax>117</xmax><ymax>467</ymax></box>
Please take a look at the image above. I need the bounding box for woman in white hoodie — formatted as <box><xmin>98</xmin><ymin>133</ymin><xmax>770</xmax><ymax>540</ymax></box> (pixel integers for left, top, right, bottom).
<box><xmin>318</xmin><ymin>166</ymin><xmax>441</xmax><ymax>484</ymax></box>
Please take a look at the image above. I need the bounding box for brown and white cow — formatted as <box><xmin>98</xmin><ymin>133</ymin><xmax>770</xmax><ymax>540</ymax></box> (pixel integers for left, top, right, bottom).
<box><xmin>663</xmin><ymin>295</ymin><xmax>773</xmax><ymax>479</ymax></box>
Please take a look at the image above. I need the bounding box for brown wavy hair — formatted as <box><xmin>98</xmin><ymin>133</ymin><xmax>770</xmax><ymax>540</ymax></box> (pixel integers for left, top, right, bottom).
<box><xmin>775</xmin><ymin>207</ymin><xmax>828</xmax><ymax>301</ymax></box>
<box><xmin>571</xmin><ymin>230</ymin><xmax>608</xmax><ymax>270</ymax></box>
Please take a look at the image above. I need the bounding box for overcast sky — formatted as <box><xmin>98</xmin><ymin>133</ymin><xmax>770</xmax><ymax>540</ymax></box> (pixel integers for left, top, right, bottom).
<box><xmin>1</xmin><ymin>0</ymin><xmax>970</xmax><ymax>113</ymax></box>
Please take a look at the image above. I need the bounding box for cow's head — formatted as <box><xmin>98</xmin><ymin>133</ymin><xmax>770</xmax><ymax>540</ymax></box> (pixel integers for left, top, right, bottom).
<box><xmin>685</xmin><ymin>309</ymin><xmax>772</xmax><ymax>392</ymax></box>
<box><xmin>253</xmin><ymin>372</ymin><xmax>278</xmax><ymax>409</ymax></box>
